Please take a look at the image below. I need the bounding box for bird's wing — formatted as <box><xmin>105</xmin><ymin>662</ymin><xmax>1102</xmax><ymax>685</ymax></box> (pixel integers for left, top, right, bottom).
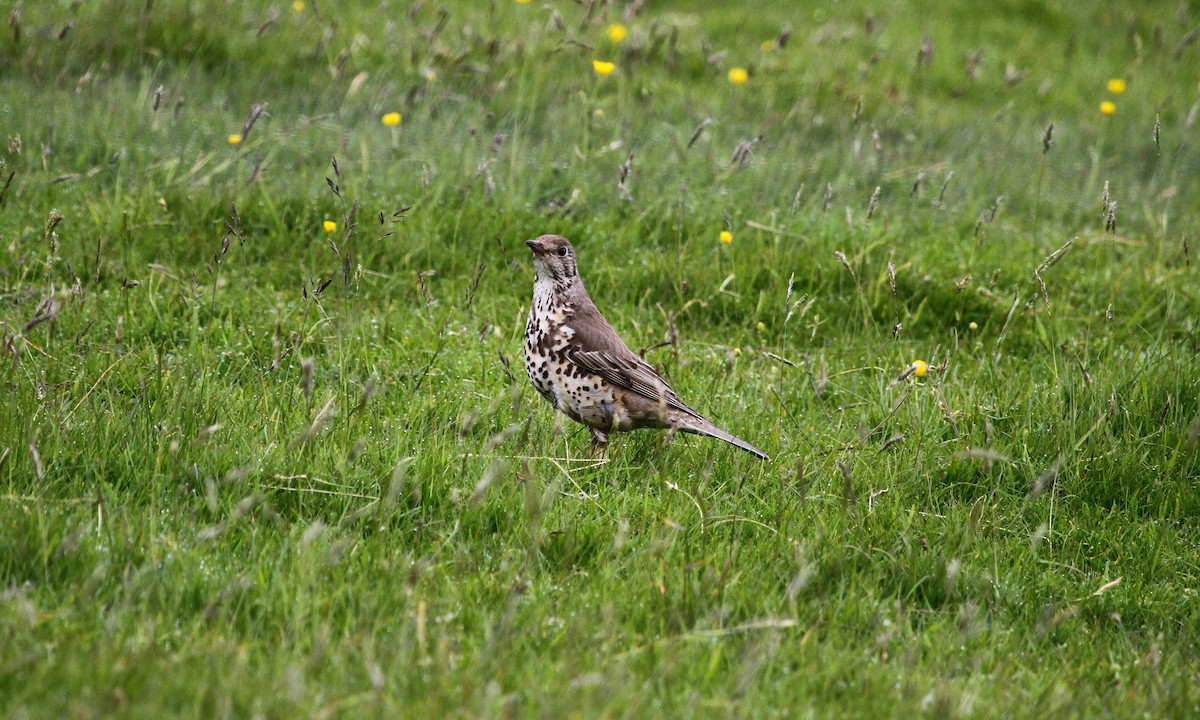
<box><xmin>564</xmin><ymin>302</ymin><xmax>699</xmax><ymax>417</ymax></box>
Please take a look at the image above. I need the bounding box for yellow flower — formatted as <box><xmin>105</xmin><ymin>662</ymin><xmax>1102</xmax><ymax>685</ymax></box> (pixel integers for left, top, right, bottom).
<box><xmin>514</xmin><ymin>0</ymin><xmax>531</xmax><ymax>4</ymax></box>
<box><xmin>1100</xmin><ymin>101</ymin><xmax>1116</xmax><ymax>116</ymax></box>
<box><xmin>1106</xmin><ymin>78</ymin><xmax>1126</xmax><ymax>94</ymax></box>
<box><xmin>968</xmin><ymin>321</ymin><xmax>978</xmax><ymax>331</ymax></box>
<box><xmin>719</xmin><ymin>230</ymin><xmax>733</xmax><ymax>244</ymax></box>
<box><xmin>422</xmin><ymin>68</ymin><xmax>437</xmax><ymax>82</ymax></box>
<box><xmin>227</xmin><ymin>133</ymin><xmax>242</xmax><ymax>145</ymax></box>
<box><xmin>592</xmin><ymin>60</ymin><xmax>616</xmax><ymax>76</ymax></box>
<box><xmin>911</xmin><ymin>360</ymin><xmax>928</xmax><ymax>377</ymax></box>
<box><xmin>733</xmin><ymin>347</ymin><xmax>742</xmax><ymax>356</ymax></box>
<box><xmin>323</xmin><ymin>220</ymin><xmax>337</xmax><ymax>233</ymax></box>
<box><xmin>381</xmin><ymin>112</ymin><xmax>402</xmax><ymax>127</ymax></box>
<box><xmin>607</xmin><ymin>24</ymin><xmax>627</xmax><ymax>43</ymax></box>
<box><xmin>292</xmin><ymin>0</ymin><xmax>304</xmax><ymax>11</ymax></box>
<box><xmin>728</xmin><ymin>67</ymin><xmax>749</xmax><ymax>85</ymax></box>
<box><xmin>756</xmin><ymin>321</ymin><xmax>766</xmax><ymax>332</ymax></box>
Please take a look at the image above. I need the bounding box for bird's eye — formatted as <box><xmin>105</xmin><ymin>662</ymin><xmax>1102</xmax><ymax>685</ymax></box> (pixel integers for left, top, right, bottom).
<box><xmin>556</xmin><ymin>247</ymin><xmax>568</xmax><ymax>257</ymax></box>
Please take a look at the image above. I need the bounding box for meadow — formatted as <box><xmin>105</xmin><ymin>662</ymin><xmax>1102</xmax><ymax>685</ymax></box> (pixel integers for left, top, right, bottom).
<box><xmin>1</xmin><ymin>0</ymin><xmax>1199</xmax><ymax>716</ymax></box>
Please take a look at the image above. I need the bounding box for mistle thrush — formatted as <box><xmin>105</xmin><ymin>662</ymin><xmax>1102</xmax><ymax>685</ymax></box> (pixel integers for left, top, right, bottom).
<box><xmin>522</xmin><ymin>234</ymin><xmax>769</xmax><ymax>460</ymax></box>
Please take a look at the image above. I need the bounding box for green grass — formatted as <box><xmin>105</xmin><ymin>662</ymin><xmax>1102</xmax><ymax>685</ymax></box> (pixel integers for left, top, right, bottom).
<box><xmin>2</xmin><ymin>0</ymin><xmax>1199</xmax><ymax>717</ymax></box>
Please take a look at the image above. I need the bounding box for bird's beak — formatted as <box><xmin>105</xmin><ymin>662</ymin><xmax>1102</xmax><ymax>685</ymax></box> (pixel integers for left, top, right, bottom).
<box><xmin>525</xmin><ymin>238</ymin><xmax>545</xmax><ymax>254</ymax></box>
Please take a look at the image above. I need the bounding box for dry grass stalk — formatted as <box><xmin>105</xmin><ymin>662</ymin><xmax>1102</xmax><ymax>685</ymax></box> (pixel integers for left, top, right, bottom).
<box><xmin>936</xmin><ymin>171</ymin><xmax>953</xmax><ymax>205</ymax></box>
<box><xmin>0</xmin><ymin>170</ymin><xmax>13</xmax><ymax>207</ymax></box>
<box><xmin>910</xmin><ymin>171</ymin><xmax>925</xmax><ymax>197</ymax></box>
<box><xmin>1036</xmin><ymin>238</ymin><xmax>1074</xmax><ymax>275</ymax></box>
<box><xmin>28</xmin><ymin>436</ymin><xmax>42</xmax><ymax>479</ymax></box>
<box><xmin>993</xmin><ymin>289</ymin><xmax>1021</xmax><ymax>358</ymax></box>
<box><xmin>23</xmin><ymin>286</ymin><xmax>57</xmax><ymax>332</ymax></box>
<box><xmin>1173</xmin><ymin>26</ymin><xmax>1200</xmax><ymax>60</ymax></box>
<box><xmin>256</xmin><ymin>8</ymin><xmax>278</xmax><ymax>38</ymax></box>
<box><xmin>966</xmin><ymin>48</ymin><xmax>984</xmax><ymax>81</ymax></box>
<box><xmin>246</xmin><ymin>157</ymin><xmax>266</xmax><ymax>186</ymax></box>
<box><xmin>833</xmin><ymin>250</ymin><xmax>856</xmax><ymax>282</ymax></box>
<box><xmin>416</xmin><ymin>270</ymin><xmax>436</xmax><ymax>313</ymax></box>
<box><xmin>730</xmin><ymin>136</ymin><xmax>761</xmax><ymax>168</ymax></box>
<box><xmin>240</xmin><ymin>103</ymin><xmax>267</xmax><ymax>143</ymax></box>
<box><xmin>838</xmin><ymin>461</ymin><xmax>857</xmax><ymax>506</ymax></box>
<box><xmin>293</xmin><ymin>397</ymin><xmax>336</xmax><ymax>447</ymax></box>
<box><xmin>1033</xmin><ymin>270</ymin><xmax>1051</xmax><ymax>313</ymax></box>
<box><xmin>790</xmin><ymin>184</ymin><xmax>805</xmax><ymax>215</ymax></box>
<box><xmin>887</xmin><ymin>363</ymin><xmax>916</xmax><ymax>390</ymax></box>
<box><xmin>618</xmin><ymin>150</ymin><xmax>634</xmax><ymax>202</ymax></box>
<box><xmin>301</xmin><ymin>359</ymin><xmax>314</xmax><ymax>403</ymax></box>
<box><xmin>9</xmin><ymin>4</ymin><xmax>21</xmax><ymax>45</ymax></box>
<box><xmin>917</xmin><ymin>34</ymin><xmax>933</xmax><ymax>67</ymax></box>
<box><xmin>1029</xmin><ymin>456</ymin><xmax>1063</xmax><ymax>499</ymax></box>
<box><xmin>687</xmin><ymin>118</ymin><xmax>712</xmax><ymax>149</ymax></box>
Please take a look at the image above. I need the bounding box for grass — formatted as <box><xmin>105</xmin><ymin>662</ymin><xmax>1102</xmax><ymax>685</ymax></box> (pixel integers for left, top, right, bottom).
<box><xmin>2</xmin><ymin>0</ymin><xmax>1199</xmax><ymax>716</ymax></box>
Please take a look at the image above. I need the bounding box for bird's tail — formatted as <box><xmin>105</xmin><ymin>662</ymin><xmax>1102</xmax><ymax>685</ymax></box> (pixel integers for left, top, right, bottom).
<box><xmin>678</xmin><ymin>418</ymin><xmax>770</xmax><ymax>461</ymax></box>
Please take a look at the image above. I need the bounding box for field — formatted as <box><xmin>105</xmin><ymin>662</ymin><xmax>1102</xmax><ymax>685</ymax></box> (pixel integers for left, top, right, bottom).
<box><xmin>2</xmin><ymin>0</ymin><xmax>1199</xmax><ymax>716</ymax></box>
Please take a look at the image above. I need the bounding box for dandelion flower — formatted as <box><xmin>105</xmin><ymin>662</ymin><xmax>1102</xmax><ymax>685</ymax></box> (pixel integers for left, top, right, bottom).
<box><xmin>323</xmin><ymin>220</ymin><xmax>337</xmax><ymax>233</ymax></box>
<box><xmin>607</xmin><ymin>24</ymin><xmax>627</xmax><ymax>43</ymax></box>
<box><xmin>292</xmin><ymin>0</ymin><xmax>304</xmax><ymax>11</ymax></box>
<box><xmin>728</xmin><ymin>67</ymin><xmax>749</xmax><ymax>85</ymax></box>
<box><xmin>911</xmin><ymin>360</ymin><xmax>928</xmax><ymax>377</ymax></box>
<box><xmin>1100</xmin><ymin>101</ymin><xmax>1116</xmax><ymax>116</ymax></box>
<box><xmin>1106</xmin><ymin>78</ymin><xmax>1127</xmax><ymax>94</ymax></box>
<box><xmin>733</xmin><ymin>347</ymin><xmax>742</xmax><ymax>356</ymax></box>
<box><xmin>592</xmin><ymin>60</ymin><xmax>616</xmax><ymax>77</ymax></box>
<box><xmin>381</xmin><ymin>112</ymin><xmax>402</xmax><ymax>127</ymax></box>
<box><xmin>227</xmin><ymin>133</ymin><xmax>243</xmax><ymax>145</ymax></box>
<box><xmin>719</xmin><ymin>230</ymin><xmax>733</xmax><ymax>244</ymax></box>
<box><xmin>756</xmin><ymin>321</ymin><xmax>766</xmax><ymax>332</ymax></box>
<box><xmin>968</xmin><ymin>321</ymin><xmax>978</xmax><ymax>330</ymax></box>
<box><xmin>514</xmin><ymin>0</ymin><xmax>531</xmax><ymax>4</ymax></box>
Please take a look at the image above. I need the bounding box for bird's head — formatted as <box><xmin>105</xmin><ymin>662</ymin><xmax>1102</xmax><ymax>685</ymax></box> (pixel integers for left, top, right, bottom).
<box><xmin>525</xmin><ymin>234</ymin><xmax>578</xmax><ymax>283</ymax></box>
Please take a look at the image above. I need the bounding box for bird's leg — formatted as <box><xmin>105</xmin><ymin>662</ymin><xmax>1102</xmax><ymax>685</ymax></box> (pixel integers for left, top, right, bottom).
<box><xmin>589</xmin><ymin>428</ymin><xmax>608</xmax><ymax>460</ymax></box>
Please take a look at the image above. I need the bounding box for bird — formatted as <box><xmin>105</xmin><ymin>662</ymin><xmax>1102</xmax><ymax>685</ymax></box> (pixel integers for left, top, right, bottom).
<box><xmin>522</xmin><ymin>234</ymin><xmax>769</xmax><ymax>461</ymax></box>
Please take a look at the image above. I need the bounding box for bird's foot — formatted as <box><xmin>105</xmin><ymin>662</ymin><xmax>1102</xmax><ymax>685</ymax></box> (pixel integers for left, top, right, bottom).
<box><xmin>589</xmin><ymin>429</ymin><xmax>609</xmax><ymax>460</ymax></box>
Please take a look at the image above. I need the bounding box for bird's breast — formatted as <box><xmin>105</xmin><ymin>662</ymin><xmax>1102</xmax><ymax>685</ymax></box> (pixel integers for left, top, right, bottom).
<box><xmin>524</xmin><ymin>284</ymin><xmax>579</xmax><ymax>405</ymax></box>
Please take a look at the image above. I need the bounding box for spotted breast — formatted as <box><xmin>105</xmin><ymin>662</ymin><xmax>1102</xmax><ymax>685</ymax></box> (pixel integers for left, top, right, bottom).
<box><xmin>523</xmin><ymin>272</ymin><xmax>624</xmax><ymax>432</ymax></box>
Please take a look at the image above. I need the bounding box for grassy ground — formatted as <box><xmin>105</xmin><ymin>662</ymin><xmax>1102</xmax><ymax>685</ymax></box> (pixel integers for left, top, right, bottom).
<box><xmin>2</xmin><ymin>0</ymin><xmax>1199</xmax><ymax>716</ymax></box>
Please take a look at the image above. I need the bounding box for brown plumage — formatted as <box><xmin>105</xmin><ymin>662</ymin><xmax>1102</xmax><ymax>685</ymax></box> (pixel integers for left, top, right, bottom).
<box><xmin>522</xmin><ymin>234</ymin><xmax>768</xmax><ymax>460</ymax></box>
